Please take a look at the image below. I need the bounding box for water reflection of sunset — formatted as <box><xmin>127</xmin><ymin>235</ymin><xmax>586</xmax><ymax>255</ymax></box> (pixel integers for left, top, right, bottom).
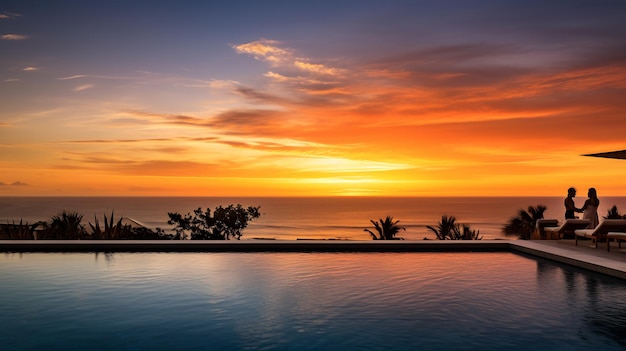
<box><xmin>1</xmin><ymin>1</ymin><xmax>625</xmax><ymax>196</ymax></box>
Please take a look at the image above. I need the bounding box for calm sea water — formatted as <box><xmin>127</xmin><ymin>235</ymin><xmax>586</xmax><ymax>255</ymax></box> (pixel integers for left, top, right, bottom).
<box><xmin>1</xmin><ymin>252</ymin><xmax>625</xmax><ymax>350</ymax></box>
<box><xmin>2</xmin><ymin>197</ymin><xmax>626</xmax><ymax>240</ymax></box>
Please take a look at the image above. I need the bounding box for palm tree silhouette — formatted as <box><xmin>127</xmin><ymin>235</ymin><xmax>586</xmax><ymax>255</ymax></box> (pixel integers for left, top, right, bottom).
<box><xmin>502</xmin><ymin>205</ymin><xmax>547</xmax><ymax>240</ymax></box>
<box><xmin>604</xmin><ymin>205</ymin><xmax>624</xmax><ymax>219</ymax></box>
<box><xmin>364</xmin><ymin>216</ymin><xmax>405</xmax><ymax>240</ymax></box>
<box><xmin>427</xmin><ymin>215</ymin><xmax>458</xmax><ymax>240</ymax></box>
<box><xmin>427</xmin><ymin>215</ymin><xmax>482</xmax><ymax>240</ymax></box>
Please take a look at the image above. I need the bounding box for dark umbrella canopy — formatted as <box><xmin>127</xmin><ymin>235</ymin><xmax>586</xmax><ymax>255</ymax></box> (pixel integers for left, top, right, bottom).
<box><xmin>583</xmin><ymin>150</ymin><xmax>626</xmax><ymax>160</ymax></box>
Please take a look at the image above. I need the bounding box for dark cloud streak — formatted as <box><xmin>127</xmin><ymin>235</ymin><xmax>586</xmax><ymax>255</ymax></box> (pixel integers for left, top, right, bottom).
<box><xmin>0</xmin><ymin>181</ymin><xmax>28</xmax><ymax>186</ymax></box>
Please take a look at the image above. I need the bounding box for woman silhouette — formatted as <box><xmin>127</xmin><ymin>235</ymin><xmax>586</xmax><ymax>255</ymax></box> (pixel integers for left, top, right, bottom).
<box><xmin>581</xmin><ymin>187</ymin><xmax>600</xmax><ymax>228</ymax></box>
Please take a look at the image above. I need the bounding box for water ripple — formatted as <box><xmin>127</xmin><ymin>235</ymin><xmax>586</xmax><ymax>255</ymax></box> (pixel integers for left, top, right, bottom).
<box><xmin>1</xmin><ymin>252</ymin><xmax>625</xmax><ymax>350</ymax></box>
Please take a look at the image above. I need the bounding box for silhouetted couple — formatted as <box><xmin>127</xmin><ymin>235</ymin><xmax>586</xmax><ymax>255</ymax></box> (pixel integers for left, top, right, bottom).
<box><xmin>565</xmin><ymin>187</ymin><xmax>599</xmax><ymax>228</ymax></box>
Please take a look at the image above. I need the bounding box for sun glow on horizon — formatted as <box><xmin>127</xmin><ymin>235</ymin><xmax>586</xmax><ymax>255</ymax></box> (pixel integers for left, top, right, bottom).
<box><xmin>1</xmin><ymin>1</ymin><xmax>626</xmax><ymax>197</ymax></box>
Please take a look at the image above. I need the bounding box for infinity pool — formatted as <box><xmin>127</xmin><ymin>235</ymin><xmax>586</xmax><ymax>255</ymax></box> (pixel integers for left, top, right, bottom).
<box><xmin>1</xmin><ymin>252</ymin><xmax>625</xmax><ymax>350</ymax></box>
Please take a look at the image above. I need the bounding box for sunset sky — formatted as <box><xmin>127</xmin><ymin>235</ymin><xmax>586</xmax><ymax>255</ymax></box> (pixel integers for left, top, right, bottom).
<box><xmin>1</xmin><ymin>0</ymin><xmax>625</xmax><ymax>197</ymax></box>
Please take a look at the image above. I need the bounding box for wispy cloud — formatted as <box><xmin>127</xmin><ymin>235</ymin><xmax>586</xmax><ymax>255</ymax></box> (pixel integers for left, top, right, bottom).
<box><xmin>1</xmin><ymin>34</ymin><xmax>28</xmax><ymax>40</ymax></box>
<box><xmin>294</xmin><ymin>60</ymin><xmax>343</xmax><ymax>76</ymax></box>
<box><xmin>0</xmin><ymin>12</ymin><xmax>21</xmax><ymax>19</ymax></box>
<box><xmin>205</xmin><ymin>79</ymin><xmax>240</xmax><ymax>89</ymax></box>
<box><xmin>121</xmin><ymin>108</ymin><xmax>293</xmax><ymax>136</ymax></box>
<box><xmin>175</xmin><ymin>79</ymin><xmax>240</xmax><ymax>89</ymax></box>
<box><xmin>58</xmin><ymin>75</ymin><xmax>87</xmax><ymax>80</ymax></box>
<box><xmin>57</xmin><ymin>142</ymin><xmax>410</xmax><ymax>178</ymax></box>
<box><xmin>232</xmin><ymin>39</ymin><xmax>291</xmax><ymax>65</ymax></box>
<box><xmin>23</xmin><ymin>66</ymin><xmax>37</xmax><ymax>71</ymax></box>
<box><xmin>291</xmin><ymin>156</ymin><xmax>412</xmax><ymax>173</ymax></box>
<box><xmin>123</xmin><ymin>110</ymin><xmax>211</xmax><ymax>127</ymax></box>
<box><xmin>264</xmin><ymin>71</ymin><xmax>290</xmax><ymax>82</ymax></box>
<box><xmin>3</xmin><ymin>78</ymin><xmax>20</xmax><ymax>82</ymax></box>
<box><xmin>57</xmin><ymin>153</ymin><xmax>225</xmax><ymax>177</ymax></box>
<box><xmin>234</xmin><ymin>86</ymin><xmax>292</xmax><ymax>105</ymax></box>
<box><xmin>66</xmin><ymin>137</ymin><xmax>178</xmax><ymax>144</ymax></box>
<box><xmin>57</xmin><ymin>74</ymin><xmax>135</xmax><ymax>81</ymax></box>
<box><xmin>226</xmin><ymin>36</ymin><xmax>626</xmax><ymax>162</ymax></box>
<box><xmin>73</xmin><ymin>84</ymin><xmax>94</xmax><ymax>91</ymax></box>
<box><xmin>234</xmin><ymin>39</ymin><xmax>345</xmax><ymax>90</ymax></box>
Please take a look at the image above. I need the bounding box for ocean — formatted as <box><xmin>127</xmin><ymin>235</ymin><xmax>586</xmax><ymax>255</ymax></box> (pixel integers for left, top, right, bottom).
<box><xmin>2</xmin><ymin>196</ymin><xmax>626</xmax><ymax>240</ymax></box>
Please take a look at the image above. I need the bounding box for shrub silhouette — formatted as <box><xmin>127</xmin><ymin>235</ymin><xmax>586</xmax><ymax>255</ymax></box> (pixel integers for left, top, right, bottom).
<box><xmin>168</xmin><ymin>204</ymin><xmax>261</xmax><ymax>240</ymax></box>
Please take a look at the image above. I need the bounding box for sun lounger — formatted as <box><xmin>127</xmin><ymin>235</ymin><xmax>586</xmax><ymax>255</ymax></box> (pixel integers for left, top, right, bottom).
<box><xmin>534</xmin><ymin>219</ymin><xmax>558</xmax><ymax>239</ymax></box>
<box><xmin>574</xmin><ymin>219</ymin><xmax>626</xmax><ymax>248</ymax></box>
<box><xmin>607</xmin><ymin>232</ymin><xmax>626</xmax><ymax>252</ymax></box>
<box><xmin>543</xmin><ymin>219</ymin><xmax>591</xmax><ymax>240</ymax></box>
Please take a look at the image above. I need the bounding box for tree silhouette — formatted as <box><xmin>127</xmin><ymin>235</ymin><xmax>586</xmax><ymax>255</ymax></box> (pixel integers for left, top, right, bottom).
<box><xmin>427</xmin><ymin>215</ymin><xmax>482</xmax><ymax>240</ymax></box>
<box><xmin>604</xmin><ymin>205</ymin><xmax>625</xmax><ymax>219</ymax></box>
<box><xmin>502</xmin><ymin>205</ymin><xmax>547</xmax><ymax>240</ymax></box>
<box><xmin>427</xmin><ymin>215</ymin><xmax>458</xmax><ymax>240</ymax></box>
<box><xmin>168</xmin><ymin>204</ymin><xmax>261</xmax><ymax>240</ymax></box>
<box><xmin>364</xmin><ymin>216</ymin><xmax>405</xmax><ymax>240</ymax></box>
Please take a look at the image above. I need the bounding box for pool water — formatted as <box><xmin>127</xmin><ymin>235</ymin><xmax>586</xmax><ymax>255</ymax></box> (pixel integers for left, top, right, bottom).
<box><xmin>1</xmin><ymin>252</ymin><xmax>625</xmax><ymax>350</ymax></box>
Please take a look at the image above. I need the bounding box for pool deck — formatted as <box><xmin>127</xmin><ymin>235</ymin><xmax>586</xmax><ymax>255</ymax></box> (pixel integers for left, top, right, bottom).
<box><xmin>510</xmin><ymin>239</ymin><xmax>626</xmax><ymax>280</ymax></box>
<box><xmin>2</xmin><ymin>238</ymin><xmax>626</xmax><ymax>280</ymax></box>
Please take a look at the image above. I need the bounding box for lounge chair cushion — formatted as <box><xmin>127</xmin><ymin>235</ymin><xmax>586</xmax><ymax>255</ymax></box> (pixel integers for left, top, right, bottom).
<box><xmin>543</xmin><ymin>219</ymin><xmax>591</xmax><ymax>239</ymax></box>
<box><xmin>575</xmin><ymin>219</ymin><xmax>626</xmax><ymax>248</ymax></box>
<box><xmin>606</xmin><ymin>232</ymin><xmax>626</xmax><ymax>252</ymax></box>
<box><xmin>607</xmin><ymin>232</ymin><xmax>626</xmax><ymax>240</ymax></box>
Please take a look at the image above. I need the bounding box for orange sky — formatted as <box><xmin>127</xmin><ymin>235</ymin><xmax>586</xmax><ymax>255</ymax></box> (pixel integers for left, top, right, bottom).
<box><xmin>1</xmin><ymin>2</ymin><xmax>626</xmax><ymax>197</ymax></box>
